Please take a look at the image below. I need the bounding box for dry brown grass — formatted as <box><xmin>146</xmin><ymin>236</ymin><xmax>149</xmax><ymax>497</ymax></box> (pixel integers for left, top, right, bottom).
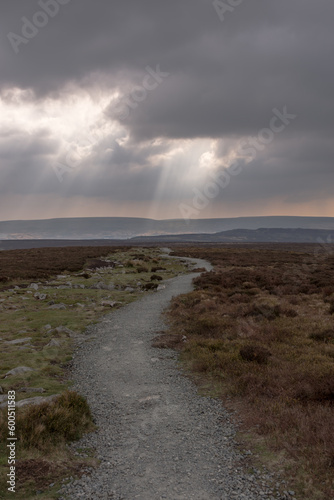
<box><xmin>0</xmin><ymin>391</ymin><xmax>95</xmax><ymax>498</ymax></box>
<box><xmin>166</xmin><ymin>244</ymin><xmax>334</xmax><ymax>498</ymax></box>
<box><xmin>151</xmin><ymin>332</ymin><xmax>184</xmax><ymax>349</ymax></box>
<box><xmin>15</xmin><ymin>458</ymin><xmax>87</xmax><ymax>491</ymax></box>
<box><xmin>0</xmin><ymin>391</ymin><xmax>94</xmax><ymax>452</ymax></box>
<box><xmin>0</xmin><ymin>246</ymin><xmax>128</xmax><ymax>283</ymax></box>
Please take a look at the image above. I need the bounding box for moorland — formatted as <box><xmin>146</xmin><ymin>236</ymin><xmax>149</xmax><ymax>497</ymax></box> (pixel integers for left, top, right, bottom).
<box><xmin>162</xmin><ymin>244</ymin><xmax>334</xmax><ymax>499</ymax></box>
<box><xmin>0</xmin><ymin>245</ymin><xmax>187</xmax><ymax>499</ymax></box>
<box><xmin>1</xmin><ymin>242</ymin><xmax>333</xmax><ymax>499</ymax></box>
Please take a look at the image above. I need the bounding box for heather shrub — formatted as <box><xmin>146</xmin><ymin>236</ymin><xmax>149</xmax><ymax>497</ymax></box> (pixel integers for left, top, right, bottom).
<box><xmin>239</xmin><ymin>345</ymin><xmax>272</xmax><ymax>364</ymax></box>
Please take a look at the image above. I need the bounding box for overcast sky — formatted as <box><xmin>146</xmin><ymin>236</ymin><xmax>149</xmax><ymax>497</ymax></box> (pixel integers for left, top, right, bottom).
<box><xmin>0</xmin><ymin>0</ymin><xmax>333</xmax><ymax>221</ymax></box>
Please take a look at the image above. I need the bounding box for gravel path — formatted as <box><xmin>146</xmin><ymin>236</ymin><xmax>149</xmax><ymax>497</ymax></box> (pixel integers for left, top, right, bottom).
<box><xmin>58</xmin><ymin>254</ymin><xmax>292</xmax><ymax>500</ymax></box>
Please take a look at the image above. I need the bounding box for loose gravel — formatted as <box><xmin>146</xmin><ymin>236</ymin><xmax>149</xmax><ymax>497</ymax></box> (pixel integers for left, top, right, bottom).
<box><xmin>57</xmin><ymin>254</ymin><xmax>295</xmax><ymax>500</ymax></box>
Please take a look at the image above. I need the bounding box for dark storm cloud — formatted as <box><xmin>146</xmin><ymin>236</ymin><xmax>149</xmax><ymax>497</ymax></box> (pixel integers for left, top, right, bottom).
<box><xmin>1</xmin><ymin>0</ymin><xmax>334</xmax><ymax>214</ymax></box>
<box><xmin>2</xmin><ymin>0</ymin><xmax>333</xmax><ymax>137</ymax></box>
<box><xmin>1</xmin><ymin>0</ymin><xmax>207</xmax><ymax>96</ymax></box>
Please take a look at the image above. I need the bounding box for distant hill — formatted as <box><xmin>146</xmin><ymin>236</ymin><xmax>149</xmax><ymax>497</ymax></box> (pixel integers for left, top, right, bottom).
<box><xmin>131</xmin><ymin>227</ymin><xmax>334</xmax><ymax>243</ymax></box>
<box><xmin>1</xmin><ymin>227</ymin><xmax>334</xmax><ymax>251</ymax></box>
<box><xmin>1</xmin><ymin>216</ymin><xmax>334</xmax><ymax>240</ymax></box>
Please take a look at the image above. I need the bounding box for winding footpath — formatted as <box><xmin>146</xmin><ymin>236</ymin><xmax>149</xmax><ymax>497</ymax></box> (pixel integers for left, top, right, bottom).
<box><xmin>58</xmin><ymin>254</ymin><xmax>289</xmax><ymax>500</ymax></box>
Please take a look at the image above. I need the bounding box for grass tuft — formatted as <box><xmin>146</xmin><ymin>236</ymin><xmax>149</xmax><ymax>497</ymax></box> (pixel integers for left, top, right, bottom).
<box><xmin>0</xmin><ymin>391</ymin><xmax>94</xmax><ymax>452</ymax></box>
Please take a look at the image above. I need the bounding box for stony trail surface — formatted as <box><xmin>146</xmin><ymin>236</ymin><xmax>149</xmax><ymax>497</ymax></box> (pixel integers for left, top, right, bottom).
<box><xmin>58</xmin><ymin>254</ymin><xmax>290</xmax><ymax>500</ymax></box>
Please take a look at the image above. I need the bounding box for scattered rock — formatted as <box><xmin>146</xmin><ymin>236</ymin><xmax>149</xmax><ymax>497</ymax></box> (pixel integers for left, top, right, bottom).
<box><xmin>42</xmin><ymin>324</ymin><xmax>52</xmax><ymax>331</ymax></box>
<box><xmin>157</xmin><ymin>284</ymin><xmax>166</xmax><ymax>291</ymax></box>
<box><xmin>91</xmin><ymin>282</ymin><xmax>115</xmax><ymax>291</ymax></box>
<box><xmin>125</xmin><ymin>287</ymin><xmax>135</xmax><ymax>293</ymax></box>
<box><xmin>29</xmin><ymin>283</ymin><xmax>39</xmax><ymax>290</ymax></box>
<box><xmin>55</xmin><ymin>326</ymin><xmax>75</xmax><ymax>336</ymax></box>
<box><xmin>5</xmin><ymin>337</ymin><xmax>32</xmax><ymax>345</ymax></box>
<box><xmin>34</xmin><ymin>293</ymin><xmax>47</xmax><ymax>300</ymax></box>
<box><xmin>87</xmin><ymin>258</ymin><xmax>116</xmax><ymax>271</ymax></box>
<box><xmin>101</xmin><ymin>301</ymin><xmax>121</xmax><ymax>308</ymax></box>
<box><xmin>5</xmin><ymin>366</ymin><xmax>34</xmax><ymax>378</ymax></box>
<box><xmin>46</xmin><ymin>339</ymin><xmax>62</xmax><ymax>347</ymax></box>
<box><xmin>16</xmin><ymin>394</ymin><xmax>59</xmax><ymax>408</ymax></box>
<box><xmin>48</xmin><ymin>303</ymin><xmax>67</xmax><ymax>310</ymax></box>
